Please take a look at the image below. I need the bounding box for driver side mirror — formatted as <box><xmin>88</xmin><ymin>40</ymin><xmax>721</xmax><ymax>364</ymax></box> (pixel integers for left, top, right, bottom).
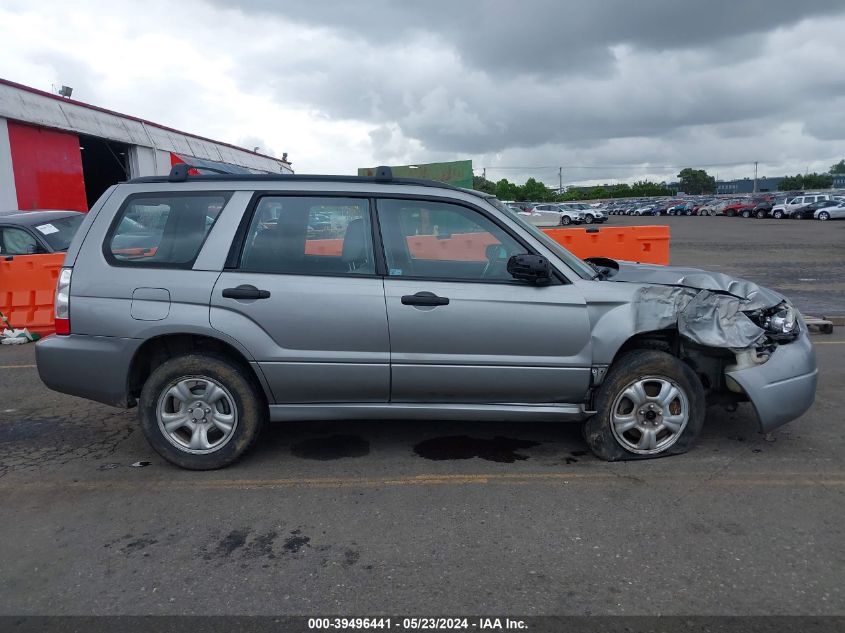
<box><xmin>507</xmin><ymin>254</ymin><xmax>551</xmax><ymax>285</ymax></box>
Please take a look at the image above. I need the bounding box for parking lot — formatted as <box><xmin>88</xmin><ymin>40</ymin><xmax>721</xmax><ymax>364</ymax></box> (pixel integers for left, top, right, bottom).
<box><xmin>0</xmin><ymin>215</ymin><xmax>842</xmax><ymax>617</ymax></box>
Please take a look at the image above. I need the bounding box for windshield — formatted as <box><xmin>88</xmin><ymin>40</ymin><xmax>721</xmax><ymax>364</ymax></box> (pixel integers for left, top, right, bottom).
<box><xmin>31</xmin><ymin>214</ymin><xmax>85</xmax><ymax>251</ymax></box>
<box><xmin>485</xmin><ymin>197</ymin><xmax>595</xmax><ymax>280</ymax></box>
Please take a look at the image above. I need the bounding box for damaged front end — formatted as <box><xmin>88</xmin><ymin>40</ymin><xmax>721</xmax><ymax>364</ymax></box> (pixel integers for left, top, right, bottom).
<box><xmin>590</xmin><ymin>259</ymin><xmax>818</xmax><ymax>432</ymax></box>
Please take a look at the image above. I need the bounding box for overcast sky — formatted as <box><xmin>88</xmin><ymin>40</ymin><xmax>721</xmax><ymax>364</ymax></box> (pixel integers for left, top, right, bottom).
<box><xmin>1</xmin><ymin>0</ymin><xmax>844</xmax><ymax>187</ymax></box>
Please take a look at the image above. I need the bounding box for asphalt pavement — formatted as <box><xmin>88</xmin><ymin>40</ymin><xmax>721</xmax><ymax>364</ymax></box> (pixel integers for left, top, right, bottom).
<box><xmin>0</xmin><ymin>215</ymin><xmax>842</xmax><ymax>617</ymax></box>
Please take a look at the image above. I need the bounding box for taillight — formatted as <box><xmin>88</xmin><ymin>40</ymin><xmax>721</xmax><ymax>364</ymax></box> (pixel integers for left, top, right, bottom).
<box><xmin>54</xmin><ymin>267</ymin><xmax>72</xmax><ymax>336</ymax></box>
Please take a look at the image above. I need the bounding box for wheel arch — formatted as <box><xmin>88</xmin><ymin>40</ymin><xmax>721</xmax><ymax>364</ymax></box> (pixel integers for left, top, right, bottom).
<box><xmin>126</xmin><ymin>333</ymin><xmax>271</xmax><ymax>407</ymax></box>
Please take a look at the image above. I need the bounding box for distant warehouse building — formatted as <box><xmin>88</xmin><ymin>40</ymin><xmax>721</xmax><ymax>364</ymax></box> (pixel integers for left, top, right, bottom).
<box><xmin>0</xmin><ymin>77</ymin><xmax>292</xmax><ymax>212</ymax></box>
<box><xmin>716</xmin><ymin>177</ymin><xmax>783</xmax><ymax>194</ymax></box>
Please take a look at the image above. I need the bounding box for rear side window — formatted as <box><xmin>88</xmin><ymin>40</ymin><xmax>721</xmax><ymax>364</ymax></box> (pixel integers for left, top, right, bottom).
<box><xmin>106</xmin><ymin>193</ymin><xmax>230</xmax><ymax>267</ymax></box>
<box><xmin>239</xmin><ymin>196</ymin><xmax>374</xmax><ymax>276</ymax></box>
<box><xmin>0</xmin><ymin>227</ymin><xmax>39</xmax><ymax>255</ymax></box>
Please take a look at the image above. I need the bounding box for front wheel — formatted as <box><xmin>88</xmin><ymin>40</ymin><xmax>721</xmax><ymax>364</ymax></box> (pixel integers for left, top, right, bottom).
<box><xmin>583</xmin><ymin>214</ymin><xmax>594</xmax><ymax>224</ymax></box>
<box><xmin>583</xmin><ymin>350</ymin><xmax>705</xmax><ymax>461</ymax></box>
<box><xmin>773</xmin><ymin>210</ymin><xmax>784</xmax><ymax>219</ymax></box>
<box><xmin>818</xmin><ymin>211</ymin><xmax>830</xmax><ymax>221</ymax></box>
<box><xmin>561</xmin><ymin>215</ymin><xmax>571</xmax><ymax>225</ymax></box>
<box><xmin>138</xmin><ymin>354</ymin><xmax>267</xmax><ymax>469</ymax></box>
<box><xmin>756</xmin><ymin>210</ymin><xmax>766</xmax><ymax>219</ymax></box>
<box><xmin>741</xmin><ymin>210</ymin><xmax>751</xmax><ymax>218</ymax></box>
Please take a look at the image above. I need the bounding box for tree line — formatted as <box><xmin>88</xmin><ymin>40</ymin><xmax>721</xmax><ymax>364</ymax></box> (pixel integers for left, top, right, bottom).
<box><xmin>472</xmin><ymin>176</ymin><xmax>678</xmax><ymax>202</ymax></box>
<box><xmin>473</xmin><ymin>160</ymin><xmax>845</xmax><ymax>199</ymax></box>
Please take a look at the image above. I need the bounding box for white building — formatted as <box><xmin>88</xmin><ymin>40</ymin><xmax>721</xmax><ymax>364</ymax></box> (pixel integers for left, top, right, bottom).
<box><xmin>0</xmin><ymin>77</ymin><xmax>293</xmax><ymax>212</ymax></box>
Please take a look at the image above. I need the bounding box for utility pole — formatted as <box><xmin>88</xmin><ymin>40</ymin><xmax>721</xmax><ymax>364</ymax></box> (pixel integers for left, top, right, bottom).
<box><xmin>753</xmin><ymin>161</ymin><xmax>758</xmax><ymax>193</ymax></box>
<box><xmin>482</xmin><ymin>167</ymin><xmax>486</xmax><ymax>181</ymax></box>
<box><xmin>559</xmin><ymin>167</ymin><xmax>563</xmax><ymax>194</ymax></box>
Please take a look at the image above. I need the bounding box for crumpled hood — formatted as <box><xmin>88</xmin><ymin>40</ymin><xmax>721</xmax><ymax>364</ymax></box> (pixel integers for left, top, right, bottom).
<box><xmin>594</xmin><ymin>259</ymin><xmax>788</xmax><ymax>349</ymax></box>
<box><xmin>609</xmin><ymin>261</ymin><xmax>785</xmax><ymax>310</ymax></box>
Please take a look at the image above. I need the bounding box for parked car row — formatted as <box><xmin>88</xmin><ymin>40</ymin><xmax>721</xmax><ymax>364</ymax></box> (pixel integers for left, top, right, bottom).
<box><xmin>600</xmin><ymin>192</ymin><xmax>845</xmax><ymax>220</ymax></box>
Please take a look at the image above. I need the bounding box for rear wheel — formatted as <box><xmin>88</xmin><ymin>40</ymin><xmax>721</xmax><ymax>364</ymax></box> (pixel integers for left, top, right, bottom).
<box><xmin>818</xmin><ymin>211</ymin><xmax>830</xmax><ymax>221</ymax></box>
<box><xmin>756</xmin><ymin>210</ymin><xmax>766</xmax><ymax>219</ymax></box>
<box><xmin>583</xmin><ymin>350</ymin><xmax>705</xmax><ymax>461</ymax></box>
<box><xmin>741</xmin><ymin>209</ymin><xmax>751</xmax><ymax>218</ymax></box>
<box><xmin>139</xmin><ymin>354</ymin><xmax>266</xmax><ymax>470</ymax></box>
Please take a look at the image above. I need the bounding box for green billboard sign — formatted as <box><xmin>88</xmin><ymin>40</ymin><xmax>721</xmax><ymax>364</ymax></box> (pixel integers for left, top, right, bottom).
<box><xmin>358</xmin><ymin>160</ymin><xmax>473</xmax><ymax>189</ymax></box>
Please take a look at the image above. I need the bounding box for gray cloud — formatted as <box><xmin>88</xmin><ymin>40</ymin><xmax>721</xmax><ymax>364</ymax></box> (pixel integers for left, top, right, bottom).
<box><xmin>4</xmin><ymin>0</ymin><xmax>845</xmax><ymax>184</ymax></box>
<box><xmin>204</xmin><ymin>0</ymin><xmax>845</xmax><ymax>181</ymax></box>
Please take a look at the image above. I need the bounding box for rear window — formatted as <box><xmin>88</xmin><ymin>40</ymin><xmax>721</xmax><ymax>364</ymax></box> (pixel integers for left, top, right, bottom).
<box><xmin>34</xmin><ymin>214</ymin><xmax>84</xmax><ymax>251</ymax></box>
<box><xmin>106</xmin><ymin>193</ymin><xmax>231</xmax><ymax>267</ymax></box>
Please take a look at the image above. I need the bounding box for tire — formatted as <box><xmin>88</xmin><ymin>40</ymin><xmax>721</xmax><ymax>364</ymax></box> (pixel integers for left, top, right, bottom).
<box><xmin>584</xmin><ymin>214</ymin><xmax>594</xmax><ymax>224</ymax></box>
<box><xmin>561</xmin><ymin>215</ymin><xmax>571</xmax><ymax>225</ymax></box>
<box><xmin>741</xmin><ymin>210</ymin><xmax>750</xmax><ymax>218</ymax></box>
<box><xmin>756</xmin><ymin>210</ymin><xmax>766</xmax><ymax>219</ymax></box>
<box><xmin>773</xmin><ymin>210</ymin><xmax>784</xmax><ymax>219</ymax></box>
<box><xmin>583</xmin><ymin>350</ymin><xmax>705</xmax><ymax>461</ymax></box>
<box><xmin>138</xmin><ymin>353</ymin><xmax>267</xmax><ymax>470</ymax></box>
<box><xmin>818</xmin><ymin>211</ymin><xmax>830</xmax><ymax>221</ymax></box>
<box><xmin>685</xmin><ymin>209</ymin><xmax>693</xmax><ymax>216</ymax></box>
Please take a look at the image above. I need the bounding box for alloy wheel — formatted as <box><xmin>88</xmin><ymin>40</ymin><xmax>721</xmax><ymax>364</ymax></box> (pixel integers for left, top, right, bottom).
<box><xmin>610</xmin><ymin>376</ymin><xmax>689</xmax><ymax>455</ymax></box>
<box><xmin>156</xmin><ymin>376</ymin><xmax>239</xmax><ymax>454</ymax></box>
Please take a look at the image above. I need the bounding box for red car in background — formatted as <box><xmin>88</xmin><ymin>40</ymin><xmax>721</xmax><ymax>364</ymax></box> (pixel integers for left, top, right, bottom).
<box><xmin>722</xmin><ymin>200</ymin><xmax>756</xmax><ymax>217</ymax></box>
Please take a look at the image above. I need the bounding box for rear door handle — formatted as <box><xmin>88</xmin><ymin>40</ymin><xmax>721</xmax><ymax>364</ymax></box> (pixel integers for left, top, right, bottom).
<box><xmin>222</xmin><ymin>285</ymin><xmax>271</xmax><ymax>300</ymax></box>
<box><xmin>401</xmin><ymin>291</ymin><xmax>449</xmax><ymax>307</ymax></box>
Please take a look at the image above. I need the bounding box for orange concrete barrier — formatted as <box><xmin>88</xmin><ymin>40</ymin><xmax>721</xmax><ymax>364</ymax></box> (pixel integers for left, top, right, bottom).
<box><xmin>542</xmin><ymin>225</ymin><xmax>670</xmax><ymax>265</ymax></box>
<box><xmin>0</xmin><ymin>253</ymin><xmax>64</xmax><ymax>336</ymax></box>
<box><xmin>305</xmin><ymin>226</ymin><xmax>670</xmax><ymax>265</ymax></box>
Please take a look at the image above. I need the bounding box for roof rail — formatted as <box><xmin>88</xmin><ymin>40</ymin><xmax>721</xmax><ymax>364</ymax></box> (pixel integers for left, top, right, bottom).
<box><xmin>126</xmin><ymin>165</ymin><xmax>494</xmax><ymax>200</ymax></box>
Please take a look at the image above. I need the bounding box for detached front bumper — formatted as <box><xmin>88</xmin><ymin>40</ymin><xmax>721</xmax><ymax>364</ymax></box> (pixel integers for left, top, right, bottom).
<box><xmin>725</xmin><ymin>327</ymin><xmax>818</xmax><ymax>433</ymax></box>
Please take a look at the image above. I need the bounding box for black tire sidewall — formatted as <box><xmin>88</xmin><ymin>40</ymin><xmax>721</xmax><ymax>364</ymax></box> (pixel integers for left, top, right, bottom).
<box><xmin>584</xmin><ymin>350</ymin><xmax>706</xmax><ymax>461</ymax></box>
<box><xmin>138</xmin><ymin>354</ymin><xmax>266</xmax><ymax>470</ymax></box>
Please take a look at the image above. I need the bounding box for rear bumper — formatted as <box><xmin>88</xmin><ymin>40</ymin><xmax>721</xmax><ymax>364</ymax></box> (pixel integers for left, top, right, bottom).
<box><xmin>725</xmin><ymin>326</ymin><xmax>818</xmax><ymax>433</ymax></box>
<box><xmin>36</xmin><ymin>334</ymin><xmax>141</xmax><ymax>407</ymax></box>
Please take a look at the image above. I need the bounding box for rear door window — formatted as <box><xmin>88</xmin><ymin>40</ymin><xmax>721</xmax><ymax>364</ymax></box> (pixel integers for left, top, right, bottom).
<box><xmin>238</xmin><ymin>197</ymin><xmax>374</xmax><ymax>276</ymax></box>
<box><xmin>106</xmin><ymin>193</ymin><xmax>230</xmax><ymax>267</ymax></box>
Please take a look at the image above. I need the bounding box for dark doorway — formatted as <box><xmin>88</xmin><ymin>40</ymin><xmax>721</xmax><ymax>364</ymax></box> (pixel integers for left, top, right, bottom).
<box><xmin>79</xmin><ymin>134</ymin><xmax>129</xmax><ymax>209</ymax></box>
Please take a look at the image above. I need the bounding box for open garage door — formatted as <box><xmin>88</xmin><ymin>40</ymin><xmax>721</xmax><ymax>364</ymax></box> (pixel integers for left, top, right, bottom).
<box><xmin>79</xmin><ymin>134</ymin><xmax>129</xmax><ymax>209</ymax></box>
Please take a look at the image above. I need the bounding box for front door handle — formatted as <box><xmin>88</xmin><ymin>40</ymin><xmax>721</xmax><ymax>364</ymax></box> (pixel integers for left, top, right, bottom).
<box><xmin>222</xmin><ymin>285</ymin><xmax>271</xmax><ymax>300</ymax></box>
<box><xmin>401</xmin><ymin>291</ymin><xmax>449</xmax><ymax>307</ymax></box>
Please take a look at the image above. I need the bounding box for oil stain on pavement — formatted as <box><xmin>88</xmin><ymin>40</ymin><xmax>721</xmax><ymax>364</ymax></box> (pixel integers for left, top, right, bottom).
<box><xmin>413</xmin><ymin>436</ymin><xmax>540</xmax><ymax>463</ymax></box>
<box><xmin>291</xmin><ymin>435</ymin><xmax>370</xmax><ymax>460</ymax></box>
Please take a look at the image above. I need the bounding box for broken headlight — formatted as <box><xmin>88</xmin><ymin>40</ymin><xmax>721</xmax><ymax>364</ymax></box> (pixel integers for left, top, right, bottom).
<box><xmin>748</xmin><ymin>301</ymin><xmax>798</xmax><ymax>342</ymax></box>
<box><xmin>764</xmin><ymin>303</ymin><xmax>797</xmax><ymax>334</ymax></box>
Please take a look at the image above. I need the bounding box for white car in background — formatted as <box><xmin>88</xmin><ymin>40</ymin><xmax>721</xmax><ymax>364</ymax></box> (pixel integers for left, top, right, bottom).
<box><xmin>558</xmin><ymin>202</ymin><xmax>606</xmax><ymax>224</ymax></box>
<box><xmin>771</xmin><ymin>194</ymin><xmax>833</xmax><ymax>219</ymax></box>
<box><xmin>529</xmin><ymin>203</ymin><xmax>584</xmax><ymax>225</ymax></box>
<box><xmin>815</xmin><ymin>202</ymin><xmax>845</xmax><ymax>221</ymax></box>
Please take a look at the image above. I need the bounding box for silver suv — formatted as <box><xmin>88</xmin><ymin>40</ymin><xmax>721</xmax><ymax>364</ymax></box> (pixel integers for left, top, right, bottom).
<box><xmin>36</xmin><ymin>166</ymin><xmax>818</xmax><ymax>469</ymax></box>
